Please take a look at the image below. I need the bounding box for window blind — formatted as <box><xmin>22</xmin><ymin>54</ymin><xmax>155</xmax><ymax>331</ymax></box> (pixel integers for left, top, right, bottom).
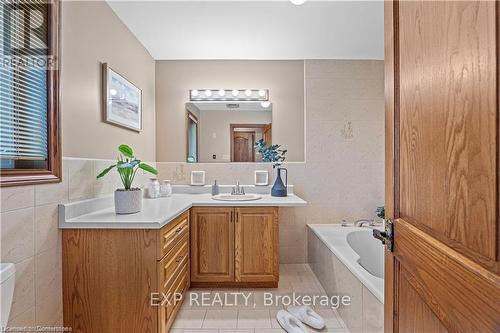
<box><xmin>0</xmin><ymin>1</ymin><xmax>49</xmax><ymax>163</ymax></box>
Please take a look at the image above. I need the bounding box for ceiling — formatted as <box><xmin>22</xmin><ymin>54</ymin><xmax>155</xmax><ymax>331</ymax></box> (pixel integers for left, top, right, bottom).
<box><xmin>107</xmin><ymin>1</ymin><xmax>384</xmax><ymax>60</ymax></box>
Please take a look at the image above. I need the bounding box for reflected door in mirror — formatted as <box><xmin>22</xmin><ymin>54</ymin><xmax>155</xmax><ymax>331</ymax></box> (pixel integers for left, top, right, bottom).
<box><xmin>233</xmin><ymin>132</ymin><xmax>255</xmax><ymax>162</ymax></box>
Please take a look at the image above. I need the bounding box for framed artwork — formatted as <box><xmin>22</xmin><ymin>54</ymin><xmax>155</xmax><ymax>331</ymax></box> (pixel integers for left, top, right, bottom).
<box><xmin>102</xmin><ymin>63</ymin><xmax>142</xmax><ymax>131</ymax></box>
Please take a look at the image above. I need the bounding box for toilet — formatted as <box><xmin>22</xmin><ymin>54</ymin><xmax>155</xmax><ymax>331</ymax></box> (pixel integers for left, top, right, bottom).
<box><xmin>0</xmin><ymin>263</ymin><xmax>16</xmax><ymax>328</ymax></box>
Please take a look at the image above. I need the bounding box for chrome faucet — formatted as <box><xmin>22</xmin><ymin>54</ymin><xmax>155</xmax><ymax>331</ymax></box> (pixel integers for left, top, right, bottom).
<box><xmin>231</xmin><ymin>181</ymin><xmax>245</xmax><ymax>195</ymax></box>
<box><xmin>354</xmin><ymin>219</ymin><xmax>375</xmax><ymax>227</ymax></box>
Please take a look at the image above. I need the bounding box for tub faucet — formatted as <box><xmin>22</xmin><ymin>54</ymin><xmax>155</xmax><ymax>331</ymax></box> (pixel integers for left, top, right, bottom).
<box><xmin>231</xmin><ymin>181</ymin><xmax>245</xmax><ymax>195</ymax></box>
<box><xmin>354</xmin><ymin>219</ymin><xmax>374</xmax><ymax>227</ymax></box>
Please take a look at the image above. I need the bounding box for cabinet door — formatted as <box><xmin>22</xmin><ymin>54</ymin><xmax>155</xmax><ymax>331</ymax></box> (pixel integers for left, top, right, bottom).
<box><xmin>235</xmin><ymin>207</ymin><xmax>279</xmax><ymax>282</ymax></box>
<box><xmin>191</xmin><ymin>207</ymin><xmax>234</xmax><ymax>282</ymax></box>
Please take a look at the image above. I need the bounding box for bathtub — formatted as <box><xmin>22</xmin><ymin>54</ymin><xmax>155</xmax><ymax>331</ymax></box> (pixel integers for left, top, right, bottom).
<box><xmin>308</xmin><ymin>224</ymin><xmax>384</xmax><ymax>301</ymax></box>
<box><xmin>308</xmin><ymin>224</ymin><xmax>384</xmax><ymax>333</ymax></box>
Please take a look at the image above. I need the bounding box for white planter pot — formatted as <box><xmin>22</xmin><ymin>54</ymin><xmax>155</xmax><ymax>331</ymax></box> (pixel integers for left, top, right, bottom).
<box><xmin>114</xmin><ymin>189</ymin><xmax>143</xmax><ymax>214</ymax></box>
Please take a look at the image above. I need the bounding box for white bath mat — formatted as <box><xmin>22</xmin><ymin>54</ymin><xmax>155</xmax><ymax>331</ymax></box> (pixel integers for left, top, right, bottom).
<box><xmin>287</xmin><ymin>305</ymin><xmax>325</xmax><ymax>330</ymax></box>
<box><xmin>276</xmin><ymin>309</ymin><xmax>309</xmax><ymax>333</ymax></box>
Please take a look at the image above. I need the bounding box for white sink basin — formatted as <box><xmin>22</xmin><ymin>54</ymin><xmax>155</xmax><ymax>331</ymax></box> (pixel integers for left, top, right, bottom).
<box><xmin>212</xmin><ymin>194</ymin><xmax>262</xmax><ymax>201</ymax></box>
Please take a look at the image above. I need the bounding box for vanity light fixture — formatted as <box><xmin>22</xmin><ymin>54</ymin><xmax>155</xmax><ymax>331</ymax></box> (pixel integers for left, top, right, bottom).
<box><xmin>189</xmin><ymin>89</ymin><xmax>269</xmax><ymax>101</ymax></box>
<box><xmin>290</xmin><ymin>0</ymin><xmax>307</xmax><ymax>5</ymax></box>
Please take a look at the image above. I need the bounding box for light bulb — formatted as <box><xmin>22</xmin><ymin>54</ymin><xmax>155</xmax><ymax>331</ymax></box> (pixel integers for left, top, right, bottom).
<box><xmin>258</xmin><ymin>90</ymin><xmax>266</xmax><ymax>97</ymax></box>
<box><xmin>191</xmin><ymin>90</ymin><xmax>199</xmax><ymax>97</ymax></box>
<box><xmin>232</xmin><ymin>90</ymin><xmax>239</xmax><ymax>97</ymax></box>
<box><xmin>218</xmin><ymin>89</ymin><xmax>226</xmax><ymax>97</ymax></box>
<box><xmin>245</xmin><ymin>89</ymin><xmax>252</xmax><ymax>97</ymax></box>
<box><xmin>290</xmin><ymin>0</ymin><xmax>307</xmax><ymax>5</ymax></box>
<box><xmin>205</xmin><ymin>90</ymin><xmax>212</xmax><ymax>97</ymax></box>
<box><xmin>261</xmin><ymin>101</ymin><xmax>271</xmax><ymax>108</ymax></box>
<box><xmin>109</xmin><ymin>88</ymin><xmax>117</xmax><ymax>96</ymax></box>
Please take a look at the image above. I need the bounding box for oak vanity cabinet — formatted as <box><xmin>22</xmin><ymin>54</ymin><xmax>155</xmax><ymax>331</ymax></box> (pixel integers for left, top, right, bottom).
<box><xmin>190</xmin><ymin>207</ymin><xmax>235</xmax><ymax>282</ymax></box>
<box><xmin>62</xmin><ymin>211</ymin><xmax>190</xmax><ymax>333</ymax></box>
<box><xmin>191</xmin><ymin>206</ymin><xmax>279</xmax><ymax>287</ymax></box>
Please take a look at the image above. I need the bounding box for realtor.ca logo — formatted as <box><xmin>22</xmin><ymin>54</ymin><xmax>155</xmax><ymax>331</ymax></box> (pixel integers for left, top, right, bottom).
<box><xmin>1</xmin><ymin>1</ymin><xmax>57</xmax><ymax>70</ymax></box>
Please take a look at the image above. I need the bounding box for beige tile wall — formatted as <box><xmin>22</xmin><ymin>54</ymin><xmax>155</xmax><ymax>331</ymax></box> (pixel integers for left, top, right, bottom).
<box><xmin>157</xmin><ymin>59</ymin><xmax>385</xmax><ymax>264</ymax></box>
<box><xmin>0</xmin><ymin>157</ymin><xmax>156</xmax><ymax>327</ymax></box>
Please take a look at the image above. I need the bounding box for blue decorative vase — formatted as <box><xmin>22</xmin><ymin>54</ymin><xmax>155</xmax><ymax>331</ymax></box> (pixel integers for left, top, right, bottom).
<box><xmin>271</xmin><ymin>167</ymin><xmax>288</xmax><ymax>197</ymax></box>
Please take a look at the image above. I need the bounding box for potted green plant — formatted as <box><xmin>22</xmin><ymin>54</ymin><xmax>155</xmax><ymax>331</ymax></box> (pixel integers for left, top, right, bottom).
<box><xmin>255</xmin><ymin>139</ymin><xmax>288</xmax><ymax>197</ymax></box>
<box><xmin>97</xmin><ymin>144</ymin><xmax>157</xmax><ymax>214</ymax></box>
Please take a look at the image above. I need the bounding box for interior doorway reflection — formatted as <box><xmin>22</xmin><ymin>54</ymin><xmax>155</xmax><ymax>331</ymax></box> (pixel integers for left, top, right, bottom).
<box><xmin>230</xmin><ymin>124</ymin><xmax>271</xmax><ymax>162</ymax></box>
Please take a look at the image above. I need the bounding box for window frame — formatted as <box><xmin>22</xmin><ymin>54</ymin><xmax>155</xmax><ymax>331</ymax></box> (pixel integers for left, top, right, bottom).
<box><xmin>0</xmin><ymin>0</ymin><xmax>61</xmax><ymax>187</ymax></box>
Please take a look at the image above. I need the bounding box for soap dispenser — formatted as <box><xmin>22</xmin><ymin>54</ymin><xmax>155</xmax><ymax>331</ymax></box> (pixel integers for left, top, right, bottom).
<box><xmin>212</xmin><ymin>180</ymin><xmax>219</xmax><ymax>196</ymax></box>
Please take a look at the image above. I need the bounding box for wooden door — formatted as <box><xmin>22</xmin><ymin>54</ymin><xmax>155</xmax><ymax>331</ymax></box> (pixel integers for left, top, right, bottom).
<box><xmin>233</xmin><ymin>132</ymin><xmax>255</xmax><ymax>162</ymax></box>
<box><xmin>263</xmin><ymin>124</ymin><xmax>272</xmax><ymax>145</ymax></box>
<box><xmin>234</xmin><ymin>207</ymin><xmax>279</xmax><ymax>283</ymax></box>
<box><xmin>191</xmin><ymin>207</ymin><xmax>234</xmax><ymax>282</ymax></box>
<box><xmin>385</xmin><ymin>1</ymin><xmax>500</xmax><ymax>332</ymax></box>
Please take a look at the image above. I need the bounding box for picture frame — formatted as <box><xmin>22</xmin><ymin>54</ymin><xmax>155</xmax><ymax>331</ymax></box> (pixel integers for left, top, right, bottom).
<box><xmin>102</xmin><ymin>63</ymin><xmax>142</xmax><ymax>132</ymax></box>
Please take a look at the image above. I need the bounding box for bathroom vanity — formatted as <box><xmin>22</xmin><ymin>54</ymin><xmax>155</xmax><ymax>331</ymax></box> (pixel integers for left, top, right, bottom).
<box><xmin>59</xmin><ymin>188</ymin><xmax>306</xmax><ymax>333</ymax></box>
<box><xmin>191</xmin><ymin>206</ymin><xmax>279</xmax><ymax>287</ymax></box>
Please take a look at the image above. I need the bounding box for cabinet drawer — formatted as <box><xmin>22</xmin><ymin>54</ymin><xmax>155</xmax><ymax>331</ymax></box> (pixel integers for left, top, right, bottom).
<box><xmin>158</xmin><ymin>211</ymin><xmax>189</xmax><ymax>260</ymax></box>
<box><xmin>159</xmin><ymin>233</ymin><xmax>189</xmax><ymax>291</ymax></box>
<box><xmin>166</xmin><ymin>263</ymin><xmax>189</xmax><ymax>321</ymax></box>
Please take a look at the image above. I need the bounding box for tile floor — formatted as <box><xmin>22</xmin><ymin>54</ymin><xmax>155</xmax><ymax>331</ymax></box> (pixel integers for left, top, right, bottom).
<box><xmin>171</xmin><ymin>264</ymin><xmax>350</xmax><ymax>333</ymax></box>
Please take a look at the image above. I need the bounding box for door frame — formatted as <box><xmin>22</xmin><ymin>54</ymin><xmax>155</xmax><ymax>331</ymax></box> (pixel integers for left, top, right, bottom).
<box><xmin>230</xmin><ymin>124</ymin><xmax>267</xmax><ymax>162</ymax></box>
<box><xmin>384</xmin><ymin>1</ymin><xmax>397</xmax><ymax>332</ymax></box>
<box><xmin>186</xmin><ymin>110</ymin><xmax>199</xmax><ymax>162</ymax></box>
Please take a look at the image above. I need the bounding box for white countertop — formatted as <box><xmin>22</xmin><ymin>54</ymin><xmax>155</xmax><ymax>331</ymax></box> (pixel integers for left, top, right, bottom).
<box><xmin>59</xmin><ymin>190</ymin><xmax>306</xmax><ymax>229</ymax></box>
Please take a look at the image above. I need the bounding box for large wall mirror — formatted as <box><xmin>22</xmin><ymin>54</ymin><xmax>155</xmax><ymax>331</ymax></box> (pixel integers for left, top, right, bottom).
<box><xmin>185</xmin><ymin>89</ymin><xmax>274</xmax><ymax>163</ymax></box>
<box><xmin>154</xmin><ymin>60</ymin><xmax>305</xmax><ymax>163</ymax></box>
